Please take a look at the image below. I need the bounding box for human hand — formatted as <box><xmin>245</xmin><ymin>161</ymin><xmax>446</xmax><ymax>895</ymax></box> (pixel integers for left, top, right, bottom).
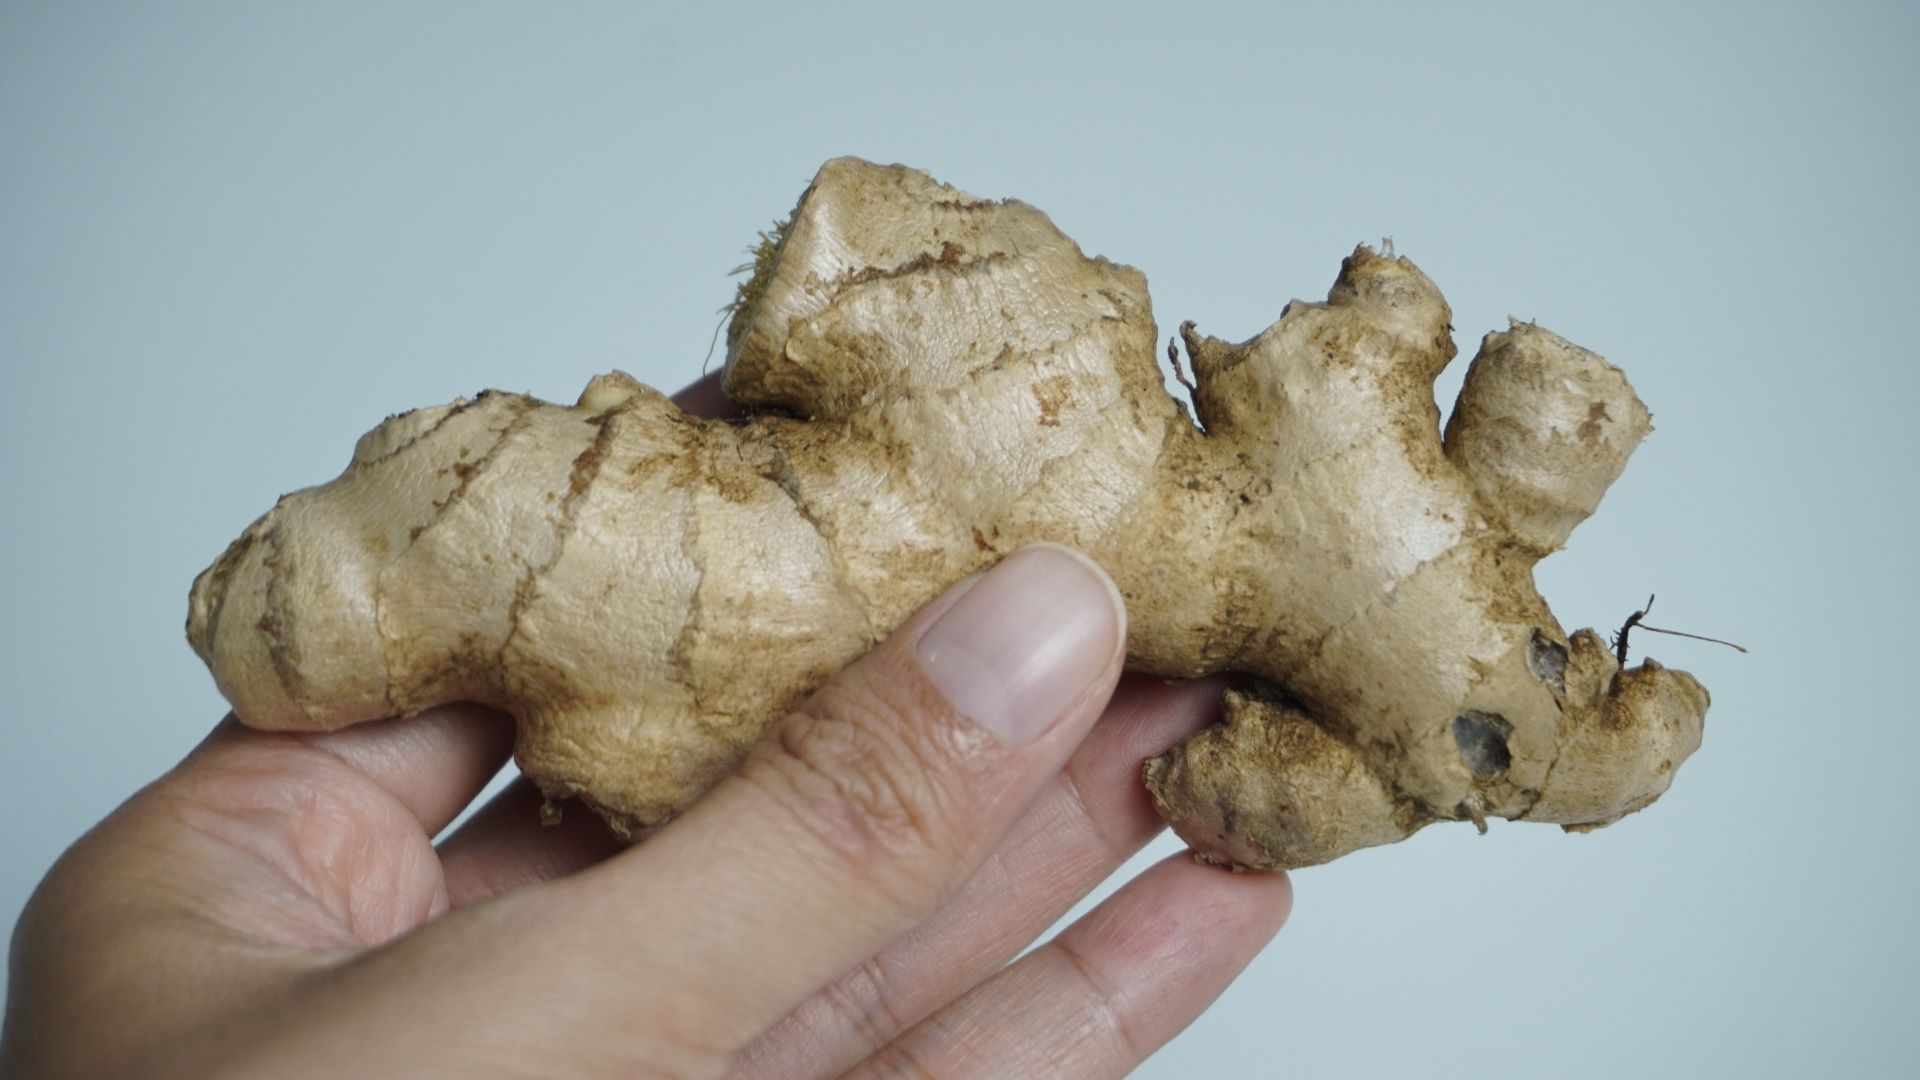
<box><xmin>1</xmin><ymin>378</ymin><xmax>1292</xmax><ymax>1080</ymax></box>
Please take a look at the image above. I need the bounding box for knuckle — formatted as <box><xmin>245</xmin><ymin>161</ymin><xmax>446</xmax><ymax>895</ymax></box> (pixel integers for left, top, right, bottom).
<box><xmin>739</xmin><ymin>665</ymin><xmax>981</xmax><ymax>902</ymax></box>
<box><xmin>1051</xmin><ymin>935</ymin><xmax>1147</xmax><ymax>1064</ymax></box>
<box><xmin>857</xmin><ymin>1038</ymin><xmax>948</xmax><ymax>1080</ymax></box>
<box><xmin>816</xmin><ymin>950</ymin><xmax>917</xmax><ymax>1054</ymax></box>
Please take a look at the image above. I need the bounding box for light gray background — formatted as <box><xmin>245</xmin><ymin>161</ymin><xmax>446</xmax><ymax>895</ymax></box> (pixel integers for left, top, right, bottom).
<box><xmin>3</xmin><ymin>2</ymin><xmax>1914</xmax><ymax>1076</ymax></box>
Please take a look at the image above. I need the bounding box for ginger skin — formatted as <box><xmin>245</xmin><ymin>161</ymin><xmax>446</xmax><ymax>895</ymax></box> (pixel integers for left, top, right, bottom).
<box><xmin>187</xmin><ymin>158</ymin><xmax>1706</xmax><ymax>870</ymax></box>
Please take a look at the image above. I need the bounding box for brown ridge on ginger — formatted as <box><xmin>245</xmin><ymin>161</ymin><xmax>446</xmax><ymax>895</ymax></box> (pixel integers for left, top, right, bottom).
<box><xmin>187</xmin><ymin>158</ymin><xmax>1707</xmax><ymax>870</ymax></box>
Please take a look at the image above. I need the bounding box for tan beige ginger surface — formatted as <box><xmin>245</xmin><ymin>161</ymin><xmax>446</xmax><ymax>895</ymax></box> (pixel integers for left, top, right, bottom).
<box><xmin>187</xmin><ymin>157</ymin><xmax>1706</xmax><ymax>870</ymax></box>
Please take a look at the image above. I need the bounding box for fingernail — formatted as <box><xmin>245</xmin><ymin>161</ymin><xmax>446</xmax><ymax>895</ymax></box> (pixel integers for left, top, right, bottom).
<box><xmin>914</xmin><ymin>545</ymin><xmax>1124</xmax><ymax>745</ymax></box>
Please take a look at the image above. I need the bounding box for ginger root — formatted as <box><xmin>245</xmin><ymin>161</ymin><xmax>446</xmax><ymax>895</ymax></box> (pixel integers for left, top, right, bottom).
<box><xmin>187</xmin><ymin>158</ymin><xmax>1706</xmax><ymax>870</ymax></box>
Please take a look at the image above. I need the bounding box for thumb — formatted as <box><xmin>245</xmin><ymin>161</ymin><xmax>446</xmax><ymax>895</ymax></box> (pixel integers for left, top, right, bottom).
<box><xmin>512</xmin><ymin>543</ymin><xmax>1127</xmax><ymax>1061</ymax></box>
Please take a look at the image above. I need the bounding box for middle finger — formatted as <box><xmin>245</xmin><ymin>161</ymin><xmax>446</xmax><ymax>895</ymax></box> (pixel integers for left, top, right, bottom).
<box><xmin>729</xmin><ymin>674</ymin><xmax>1226</xmax><ymax>1080</ymax></box>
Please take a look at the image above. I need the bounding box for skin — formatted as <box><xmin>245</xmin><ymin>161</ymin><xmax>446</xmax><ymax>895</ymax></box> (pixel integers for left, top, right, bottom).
<box><xmin>0</xmin><ymin>376</ymin><xmax>1292</xmax><ymax>1080</ymax></box>
<box><xmin>186</xmin><ymin>159</ymin><xmax>1706</xmax><ymax>870</ymax></box>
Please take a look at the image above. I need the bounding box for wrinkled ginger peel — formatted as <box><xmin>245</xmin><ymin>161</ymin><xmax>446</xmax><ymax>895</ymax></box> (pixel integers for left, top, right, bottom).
<box><xmin>188</xmin><ymin>158</ymin><xmax>1707</xmax><ymax>869</ymax></box>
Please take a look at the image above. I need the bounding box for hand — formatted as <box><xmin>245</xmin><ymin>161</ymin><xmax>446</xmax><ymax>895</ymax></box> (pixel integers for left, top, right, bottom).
<box><xmin>1</xmin><ymin>377</ymin><xmax>1293</xmax><ymax>1080</ymax></box>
